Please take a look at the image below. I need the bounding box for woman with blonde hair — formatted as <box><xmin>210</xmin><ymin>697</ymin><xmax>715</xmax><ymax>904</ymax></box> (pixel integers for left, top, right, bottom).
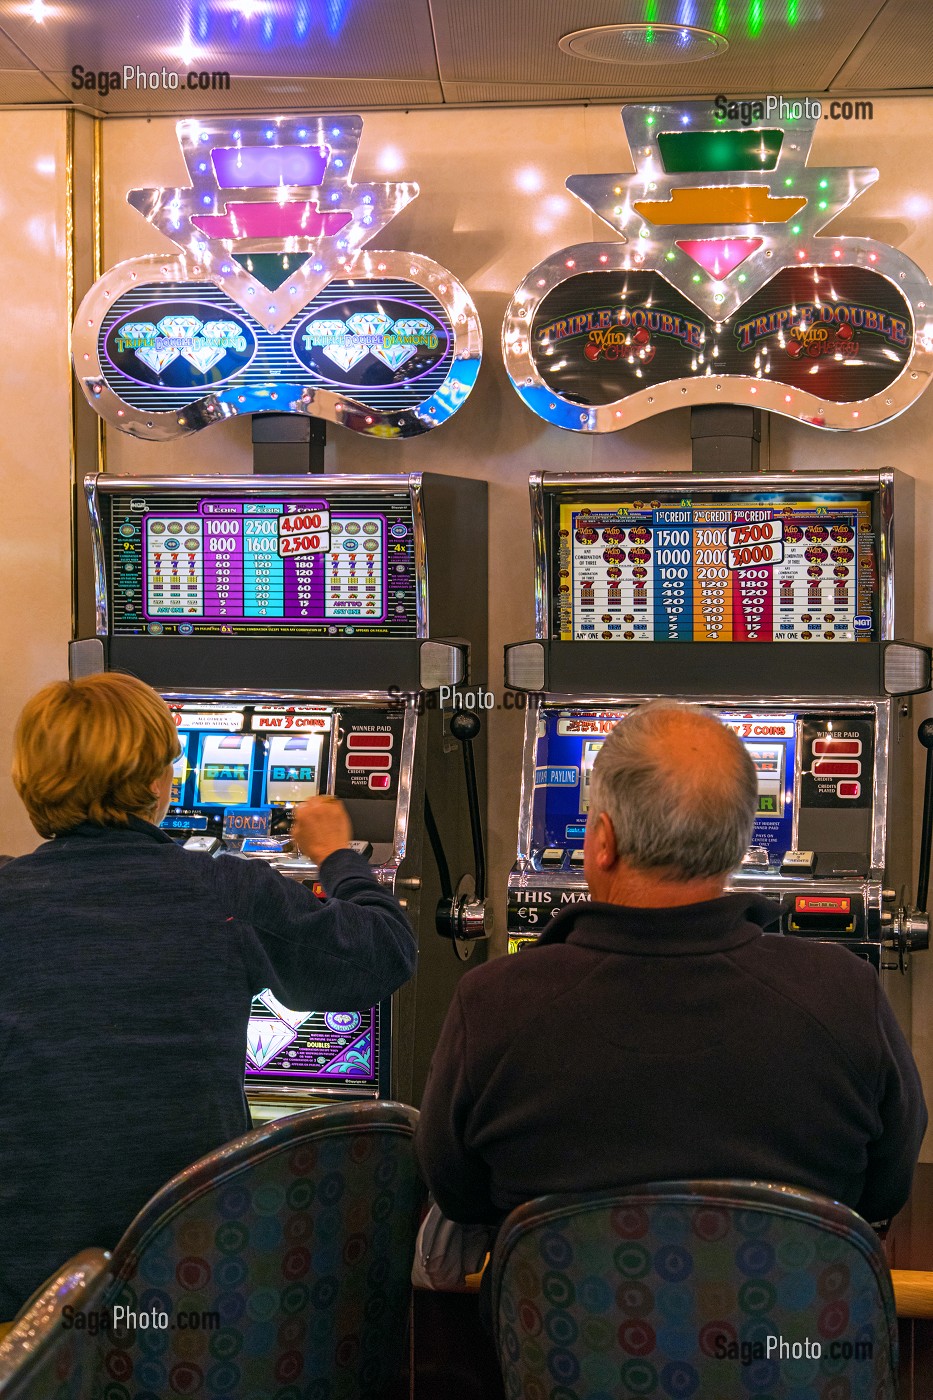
<box><xmin>0</xmin><ymin>671</ymin><xmax>416</xmax><ymax>1319</ymax></box>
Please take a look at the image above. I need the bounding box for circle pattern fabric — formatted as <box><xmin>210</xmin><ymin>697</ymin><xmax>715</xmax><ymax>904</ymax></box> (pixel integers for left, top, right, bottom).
<box><xmin>496</xmin><ymin>1199</ymin><xmax>896</xmax><ymax>1400</ymax></box>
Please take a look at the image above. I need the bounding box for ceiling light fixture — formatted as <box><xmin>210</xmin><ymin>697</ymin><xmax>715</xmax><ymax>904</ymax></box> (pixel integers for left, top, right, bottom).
<box><xmin>559</xmin><ymin>23</ymin><xmax>727</xmax><ymax>66</ymax></box>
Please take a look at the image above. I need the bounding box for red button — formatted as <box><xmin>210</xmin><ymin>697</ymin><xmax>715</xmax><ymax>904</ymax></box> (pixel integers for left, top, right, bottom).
<box><xmin>813</xmin><ymin>738</ymin><xmax>862</xmax><ymax>756</ymax></box>
<box><xmin>346</xmin><ymin>754</ymin><xmax>391</xmax><ymax>771</ymax></box>
<box><xmin>812</xmin><ymin>759</ymin><xmax>861</xmax><ymax>776</ymax></box>
<box><xmin>369</xmin><ymin>774</ymin><xmax>391</xmax><ymax>790</ymax></box>
<box><xmin>347</xmin><ymin>733</ymin><xmax>394</xmax><ymax>749</ymax></box>
<box><xmin>837</xmin><ymin>781</ymin><xmax>861</xmax><ymax>799</ymax></box>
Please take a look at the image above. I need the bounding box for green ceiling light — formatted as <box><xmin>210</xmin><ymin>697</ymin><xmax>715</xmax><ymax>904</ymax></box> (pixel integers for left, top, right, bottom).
<box><xmin>692</xmin><ymin>273</ymin><xmax>702</xmax><ymax>282</ymax></box>
<box><xmin>747</xmin><ymin>0</ymin><xmax>764</xmax><ymax>38</ymax></box>
<box><xmin>818</xmin><ymin>178</ymin><xmax>828</xmax><ymax>189</ymax></box>
<box><xmin>658</xmin><ymin>129</ymin><xmax>783</xmax><ymax>173</ymax></box>
<box><xmin>791</xmin><ymin>224</ymin><xmax>801</xmax><ymax>233</ymax></box>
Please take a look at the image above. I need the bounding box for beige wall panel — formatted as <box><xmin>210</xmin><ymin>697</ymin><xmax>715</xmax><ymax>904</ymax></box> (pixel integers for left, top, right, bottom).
<box><xmin>0</xmin><ymin>111</ymin><xmax>71</xmax><ymax>855</ymax></box>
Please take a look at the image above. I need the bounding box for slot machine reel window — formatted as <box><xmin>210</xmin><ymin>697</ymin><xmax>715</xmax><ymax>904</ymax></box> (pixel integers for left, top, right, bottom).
<box><xmin>533</xmin><ymin>708</ymin><xmax>796</xmax><ymax>865</ymax></box>
<box><xmin>553</xmin><ymin>494</ymin><xmax>876</xmax><ymax>643</ymax></box>
<box><xmin>104</xmin><ymin>488</ymin><xmax>418</xmax><ymax>638</ymax></box>
<box><xmin>164</xmin><ymin>705</ymin><xmax>332</xmax><ymax>837</ymax></box>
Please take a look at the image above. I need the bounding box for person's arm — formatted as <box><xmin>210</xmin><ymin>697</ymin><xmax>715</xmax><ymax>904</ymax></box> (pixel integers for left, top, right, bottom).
<box><xmin>858</xmin><ymin>977</ymin><xmax>928</xmax><ymax>1223</ymax></box>
<box><xmin>415</xmin><ymin>985</ymin><xmax>500</xmax><ymax>1225</ymax></box>
<box><xmin>216</xmin><ymin>798</ymin><xmax>416</xmax><ymax>1011</ymax></box>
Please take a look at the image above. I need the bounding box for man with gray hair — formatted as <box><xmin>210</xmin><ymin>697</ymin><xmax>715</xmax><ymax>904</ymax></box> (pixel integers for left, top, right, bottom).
<box><xmin>417</xmin><ymin>701</ymin><xmax>926</xmax><ymax>1251</ymax></box>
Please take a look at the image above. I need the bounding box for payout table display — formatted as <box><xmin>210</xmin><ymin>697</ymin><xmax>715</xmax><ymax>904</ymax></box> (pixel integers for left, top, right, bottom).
<box><xmin>554</xmin><ymin>495</ymin><xmax>876</xmax><ymax>642</ymax></box>
<box><xmin>106</xmin><ymin>487</ymin><xmax>418</xmax><ymax>636</ymax></box>
<box><xmin>534</xmin><ymin>708</ymin><xmax>796</xmax><ymax>862</ymax></box>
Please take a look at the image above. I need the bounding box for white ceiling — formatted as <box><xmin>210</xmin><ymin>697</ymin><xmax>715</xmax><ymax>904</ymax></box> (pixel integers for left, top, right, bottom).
<box><xmin>0</xmin><ymin>0</ymin><xmax>929</xmax><ymax>115</ymax></box>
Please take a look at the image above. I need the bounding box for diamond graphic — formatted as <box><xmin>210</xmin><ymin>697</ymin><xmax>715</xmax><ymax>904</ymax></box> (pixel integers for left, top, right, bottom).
<box><xmin>181</xmin><ymin>345</ymin><xmax>227</xmax><ymax>374</ymax></box>
<box><xmin>393</xmin><ymin>317</ymin><xmax>435</xmax><ymax>340</ymax></box>
<box><xmin>307</xmin><ymin>318</ymin><xmax>348</xmax><ymax>342</ymax></box>
<box><xmin>258</xmin><ymin>988</ymin><xmax>313</xmax><ymax>1030</ymax></box>
<box><xmin>136</xmin><ymin>347</ymin><xmax>179</xmax><ymax>374</ymax></box>
<box><xmin>246</xmin><ymin>1017</ymin><xmax>297</xmax><ymax>1069</ymax></box>
<box><xmin>157</xmin><ymin>314</ymin><xmax>203</xmax><ymax>340</ymax></box>
<box><xmin>322</xmin><ymin>342</ymin><xmax>368</xmax><ymax>372</ymax></box>
<box><xmin>346</xmin><ymin>311</ymin><xmax>391</xmax><ymax>337</ymax></box>
<box><xmin>118</xmin><ymin>320</ymin><xmax>160</xmax><ymax>342</ymax></box>
<box><xmin>370</xmin><ymin>341</ymin><xmax>417</xmax><ymax>371</ymax></box>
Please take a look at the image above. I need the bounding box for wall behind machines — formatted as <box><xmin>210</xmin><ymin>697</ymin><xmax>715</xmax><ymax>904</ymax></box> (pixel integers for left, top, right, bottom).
<box><xmin>0</xmin><ymin>112</ymin><xmax>75</xmax><ymax>856</ymax></box>
<box><xmin>85</xmin><ymin>100</ymin><xmax>933</xmax><ymax>1147</ymax></box>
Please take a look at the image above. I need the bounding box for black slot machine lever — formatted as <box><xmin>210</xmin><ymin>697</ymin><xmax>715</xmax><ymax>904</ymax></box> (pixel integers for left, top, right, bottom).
<box><xmin>432</xmin><ymin>709</ymin><xmax>491</xmax><ymax>958</ymax></box>
<box><xmin>913</xmin><ymin>720</ymin><xmax>933</xmax><ymax>922</ymax></box>
<box><xmin>889</xmin><ymin>720</ymin><xmax>933</xmax><ymax>966</ymax></box>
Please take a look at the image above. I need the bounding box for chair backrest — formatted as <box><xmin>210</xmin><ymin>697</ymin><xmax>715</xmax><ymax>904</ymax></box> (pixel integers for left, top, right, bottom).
<box><xmin>92</xmin><ymin>1100</ymin><xmax>424</xmax><ymax>1400</ymax></box>
<box><xmin>491</xmin><ymin>1180</ymin><xmax>898</xmax><ymax>1400</ymax></box>
<box><xmin>0</xmin><ymin>1251</ymin><xmax>110</xmax><ymax>1400</ymax></box>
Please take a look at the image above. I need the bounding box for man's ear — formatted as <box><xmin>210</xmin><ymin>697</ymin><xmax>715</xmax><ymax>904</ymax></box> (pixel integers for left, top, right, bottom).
<box><xmin>595</xmin><ymin>811</ymin><xmax>618</xmax><ymax>870</ymax></box>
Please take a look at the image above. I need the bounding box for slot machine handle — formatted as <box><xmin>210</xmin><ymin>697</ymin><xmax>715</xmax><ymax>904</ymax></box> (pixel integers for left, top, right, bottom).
<box><xmin>433</xmin><ymin>709</ymin><xmax>491</xmax><ymax>953</ymax></box>
<box><xmin>915</xmin><ymin>719</ymin><xmax>933</xmax><ymax>914</ymax></box>
<box><xmin>449</xmin><ymin>710</ymin><xmax>486</xmax><ymax>903</ymax></box>
<box><xmin>889</xmin><ymin>719</ymin><xmax>933</xmax><ymax>964</ymax></box>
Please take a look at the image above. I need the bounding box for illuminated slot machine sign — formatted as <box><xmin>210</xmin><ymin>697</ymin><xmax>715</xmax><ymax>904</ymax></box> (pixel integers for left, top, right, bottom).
<box><xmin>106</xmin><ymin>485</ymin><xmax>417</xmax><ymax>638</ymax></box>
<box><xmin>534</xmin><ymin>708</ymin><xmax>797</xmax><ymax>864</ymax></box>
<box><xmin>164</xmin><ymin>702</ymin><xmax>381</xmax><ymax>1092</ymax></box>
<box><xmin>554</xmin><ymin>493</ymin><xmax>875</xmax><ymax>644</ymax></box>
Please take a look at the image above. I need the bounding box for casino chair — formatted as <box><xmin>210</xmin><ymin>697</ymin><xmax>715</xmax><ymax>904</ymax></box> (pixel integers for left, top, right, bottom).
<box><xmin>491</xmin><ymin>1180</ymin><xmax>898</xmax><ymax>1400</ymax></box>
<box><xmin>91</xmin><ymin>1100</ymin><xmax>424</xmax><ymax>1400</ymax></box>
<box><xmin>0</xmin><ymin>1250</ymin><xmax>110</xmax><ymax>1400</ymax></box>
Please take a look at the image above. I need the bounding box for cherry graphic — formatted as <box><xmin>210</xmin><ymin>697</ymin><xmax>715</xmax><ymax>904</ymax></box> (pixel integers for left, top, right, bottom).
<box><xmin>835</xmin><ymin>323</ymin><xmax>853</xmax><ymax>341</ymax></box>
<box><xmin>584</xmin><ymin>343</ymin><xmax>602</xmax><ymax>361</ymax></box>
<box><xmin>632</xmin><ymin>327</ymin><xmax>650</xmax><ymax>345</ymax></box>
<box><xmin>786</xmin><ymin>340</ymin><xmax>803</xmax><ymax>358</ymax></box>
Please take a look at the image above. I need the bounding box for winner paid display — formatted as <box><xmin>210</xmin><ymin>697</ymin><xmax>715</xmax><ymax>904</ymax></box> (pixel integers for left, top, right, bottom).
<box><xmin>505</xmin><ymin>471</ymin><xmax>931</xmax><ymax>1009</ymax></box>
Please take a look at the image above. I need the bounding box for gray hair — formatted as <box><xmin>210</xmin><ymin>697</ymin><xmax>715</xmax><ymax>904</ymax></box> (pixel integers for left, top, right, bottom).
<box><xmin>589</xmin><ymin>701</ymin><xmax>758</xmax><ymax>880</ymax></box>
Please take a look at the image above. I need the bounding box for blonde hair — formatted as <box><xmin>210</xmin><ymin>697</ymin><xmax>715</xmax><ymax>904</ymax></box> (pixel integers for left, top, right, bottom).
<box><xmin>12</xmin><ymin>673</ymin><xmax>181</xmax><ymax>837</ymax></box>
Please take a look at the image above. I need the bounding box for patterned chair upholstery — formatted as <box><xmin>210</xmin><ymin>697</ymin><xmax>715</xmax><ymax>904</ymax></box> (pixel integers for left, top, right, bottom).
<box><xmin>92</xmin><ymin>1100</ymin><xmax>424</xmax><ymax>1400</ymax></box>
<box><xmin>0</xmin><ymin>1250</ymin><xmax>110</xmax><ymax>1400</ymax></box>
<box><xmin>491</xmin><ymin>1180</ymin><xmax>898</xmax><ymax>1400</ymax></box>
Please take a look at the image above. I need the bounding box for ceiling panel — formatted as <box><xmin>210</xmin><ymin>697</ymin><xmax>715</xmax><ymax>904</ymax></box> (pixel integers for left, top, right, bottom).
<box><xmin>0</xmin><ymin>0</ymin><xmax>926</xmax><ymax>112</ymax></box>
<box><xmin>0</xmin><ymin>0</ymin><xmax>439</xmax><ymax>81</ymax></box>
<box><xmin>834</xmin><ymin>0</ymin><xmax>933</xmax><ymax>89</ymax></box>
<box><xmin>0</xmin><ymin>68</ymin><xmax>69</xmax><ymax>101</ymax></box>
<box><xmin>0</xmin><ymin>22</ymin><xmax>34</xmax><ymax>66</ymax></box>
<box><xmin>56</xmin><ymin>75</ymin><xmax>443</xmax><ymax>116</ymax></box>
<box><xmin>431</xmin><ymin>0</ymin><xmax>887</xmax><ymax>94</ymax></box>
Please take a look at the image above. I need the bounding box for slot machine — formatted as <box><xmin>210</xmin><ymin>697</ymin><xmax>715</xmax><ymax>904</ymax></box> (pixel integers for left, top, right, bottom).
<box><xmin>71</xmin><ymin>471</ymin><xmax>488</xmax><ymax>1111</ymax></box>
<box><xmin>505</xmin><ymin>470</ymin><xmax>932</xmax><ymax>1018</ymax></box>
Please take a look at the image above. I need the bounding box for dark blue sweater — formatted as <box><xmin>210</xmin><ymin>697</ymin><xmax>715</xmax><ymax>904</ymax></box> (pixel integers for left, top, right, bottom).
<box><xmin>417</xmin><ymin>894</ymin><xmax>927</xmax><ymax>1229</ymax></box>
<box><xmin>0</xmin><ymin>819</ymin><xmax>417</xmax><ymax>1318</ymax></box>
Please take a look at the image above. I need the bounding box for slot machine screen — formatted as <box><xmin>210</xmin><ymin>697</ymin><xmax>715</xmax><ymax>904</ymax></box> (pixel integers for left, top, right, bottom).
<box><xmin>552</xmin><ymin>492</ymin><xmax>877</xmax><ymax>642</ymax></box>
<box><xmin>535</xmin><ymin>709</ymin><xmax>796</xmax><ymax>862</ymax></box>
<box><xmin>162</xmin><ymin>705</ymin><xmax>332</xmax><ymax>836</ymax></box>
<box><xmin>103</xmin><ymin>486</ymin><xmax>418</xmax><ymax>638</ymax></box>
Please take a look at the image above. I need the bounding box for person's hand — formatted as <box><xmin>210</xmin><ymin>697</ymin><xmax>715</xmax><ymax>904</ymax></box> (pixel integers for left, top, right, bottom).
<box><xmin>290</xmin><ymin>795</ymin><xmax>353</xmax><ymax>865</ymax></box>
